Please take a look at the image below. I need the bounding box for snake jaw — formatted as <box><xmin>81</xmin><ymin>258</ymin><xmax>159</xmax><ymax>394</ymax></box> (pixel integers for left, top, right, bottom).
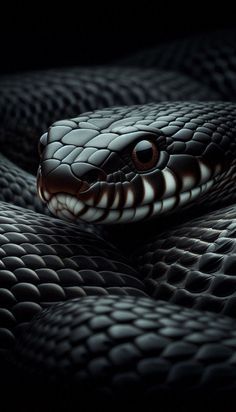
<box><xmin>44</xmin><ymin>170</ymin><xmax>218</xmax><ymax>225</ymax></box>
<box><xmin>44</xmin><ymin>178</ymin><xmax>215</xmax><ymax>224</ymax></box>
<box><xmin>38</xmin><ymin>149</ymin><xmax>224</xmax><ymax>224</ymax></box>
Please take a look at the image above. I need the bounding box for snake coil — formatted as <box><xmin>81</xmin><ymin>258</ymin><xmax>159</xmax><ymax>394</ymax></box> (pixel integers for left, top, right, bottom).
<box><xmin>0</xmin><ymin>30</ymin><xmax>236</xmax><ymax>411</ymax></box>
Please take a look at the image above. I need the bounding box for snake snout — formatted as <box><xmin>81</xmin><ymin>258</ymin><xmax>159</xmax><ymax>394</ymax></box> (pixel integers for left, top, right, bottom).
<box><xmin>71</xmin><ymin>163</ymin><xmax>107</xmax><ymax>186</ymax></box>
<box><xmin>37</xmin><ymin>160</ymin><xmax>107</xmax><ymax>203</ymax></box>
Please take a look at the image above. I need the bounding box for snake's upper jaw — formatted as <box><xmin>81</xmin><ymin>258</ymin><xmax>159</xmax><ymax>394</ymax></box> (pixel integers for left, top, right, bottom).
<box><xmin>37</xmin><ymin>159</ymin><xmax>106</xmax><ymax>201</ymax></box>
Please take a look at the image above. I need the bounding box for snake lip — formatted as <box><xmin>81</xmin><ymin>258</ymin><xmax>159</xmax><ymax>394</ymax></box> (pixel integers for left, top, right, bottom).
<box><xmin>77</xmin><ymin>181</ymin><xmax>90</xmax><ymax>195</ymax></box>
<box><xmin>37</xmin><ymin>167</ymin><xmax>48</xmax><ymax>203</ymax></box>
<box><xmin>45</xmin><ymin>173</ymin><xmax>218</xmax><ymax>224</ymax></box>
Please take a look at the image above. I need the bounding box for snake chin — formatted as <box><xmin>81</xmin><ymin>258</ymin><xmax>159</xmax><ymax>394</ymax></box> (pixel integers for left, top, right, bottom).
<box><xmin>45</xmin><ymin>176</ymin><xmax>217</xmax><ymax>224</ymax></box>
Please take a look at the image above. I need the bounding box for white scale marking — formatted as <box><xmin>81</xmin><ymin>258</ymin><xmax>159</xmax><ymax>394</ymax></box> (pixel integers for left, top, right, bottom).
<box><xmin>84</xmin><ymin>197</ymin><xmax>95</xmax><ymax>206</ymax></box>
<box><xmin>103</xmin><ymin>210</ymin><xmax>121</xmax><ymax>223</ymax></box>
<box><xmin>199</xmin><ymin>160</ymin><xmax>211</xmax><ymax>184</ymax></box>
<box><xmin>182</xmin><ymin>175</ymin><xmax>195</xmax><ymax>191</ymax></box>
<box><xmin>57</xmin><ymin>193</ymin><xmax>66</xmax><ymax>203</ymax></box>
<box><xmin>66</xmin><ymin>196</ymin><xmax>77</xmax><ymax>210</ymax></box>
<box><xmin>111</xmin><ymin>190</ymin><xmax>120</xmax><ymax>209</ymax></box>
<box><xmin>125</xmin><ymin>188</ymin><xmax>134</xmax><ymax>207</ymax></box>
<box><xmin>206</xmin><ymin>180</ymin><xmax>214</xmax><ymax>190</ymax></box>
<box><xmin>134</xmin><ymin>205</ymin><xmax>150</xmax><ymax>221</ymax></box>
<box><xmin>80</xmin><ymin>207</ymin><xmax>102</xmax><ymax>222</ymax></box>
<box><xmin>74</xmin><ymin>200</ymin><xmax>85</xmax><ymax>215</ymax></box>
<box><xmin>162</xmin><ymin>197</ymin><xmax>176</xmax><ymax>212</ymax></box>
<box><xmin>142</xmin><ymin>177</ymin><xmax>155</xmax><ymax>203</ymax></box>
<box><xmin>163</xmin><ymin>168</ymin><xmax>177</xmax><ymax>197</ymax></box>
<box><xmin>78</xmin><ymin>208</ymin><xmax>104</xmax><ymax>222</ymax></box>
<box><xmin>42</xmin><ymin>190</ymin><xmax>50</xmax><ymax>201</ymax></box>
<box><xmin>179</xmin><ymin>191</ymin><xmax>191</xmax><ymax>205</ymax></box>
<box><xmin>152</xmin><ymin>201</ymin><xmax>162</xmax><ymax>215</ymax></box>
<box><xmin>60</xmin><ymin>209</ymin><xmax>75</xmax><ymax>220</ymax></box>
<box><xmin>56</xmin><ymin>210</ymin><xmax>66</xmax><ymax>220</ymax></box>
<box><xmin>46</xmin><ymin>172</ymin><xmax>217</xmax><ymax>224</ymax></box>
<box><xmin>38</xmin><ymin>186</ymin><xmax>43</xmax><ymax>201</ymax></box>
<box><xmin>50</xmin><ymin>196</ymin><xmax>57</xmax><ymax>209</ymax></box>
<box><xmin>97</xmin><ymin>192</ymin><xmax>109</xmax><ymax>208</ymax></box>
<box><xmin>190</xmin><ymin>186</ymin><xmax>201</xmax><ymax>200</ymax></box>
<box><xmin>120</xmin><ymin>208</ymin><xmax>136</xmax><ymax>222</ymax></box>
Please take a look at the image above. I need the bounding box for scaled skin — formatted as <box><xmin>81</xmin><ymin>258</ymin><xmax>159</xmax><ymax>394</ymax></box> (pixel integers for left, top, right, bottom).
<box><xmin>38</xmin><ymin>102</ymin><xmax>235</xmax><ymax>224</ymax></box>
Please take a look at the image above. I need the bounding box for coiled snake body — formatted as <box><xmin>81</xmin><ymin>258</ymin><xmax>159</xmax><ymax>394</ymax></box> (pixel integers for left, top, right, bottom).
<box><xmin>1</xmin><ymin>31</ymin><xmax>236</xmax><ymax>409</ymax></box>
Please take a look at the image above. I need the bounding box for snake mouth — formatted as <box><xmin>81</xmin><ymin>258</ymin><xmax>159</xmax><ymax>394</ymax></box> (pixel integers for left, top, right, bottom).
<box><xmin>44</xmin><ymin>174</ymin><xmax>218</xmax><ymax>224</ymax></box>
<box><xmin>38</xmin><ymin>154</ymin><xmax>225</xmax><ymax>224</ymax></box>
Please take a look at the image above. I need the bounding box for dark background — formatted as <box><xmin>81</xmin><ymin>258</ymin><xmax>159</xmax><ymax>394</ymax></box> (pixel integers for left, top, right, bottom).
<box><xmin>1</xmin><ymin>4</ymin><xmax>236</xmax><ymax>74</ymax></box>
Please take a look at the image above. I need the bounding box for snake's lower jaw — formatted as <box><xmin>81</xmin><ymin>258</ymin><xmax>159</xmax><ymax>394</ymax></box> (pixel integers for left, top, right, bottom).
<box><xmin>45</xmin><ymin>175</ymin><xmax>216</xmax><ymax>224</ymax></box>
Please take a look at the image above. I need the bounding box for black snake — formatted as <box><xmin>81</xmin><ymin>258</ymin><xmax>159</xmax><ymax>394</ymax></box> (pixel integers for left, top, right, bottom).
<box><xmin>1</xmin><ymin>30</ymin><xmax>236</xmax><ymax>411</ymax></box>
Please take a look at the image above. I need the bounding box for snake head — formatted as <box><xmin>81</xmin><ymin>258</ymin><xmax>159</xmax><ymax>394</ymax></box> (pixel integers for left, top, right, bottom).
<box><xmin>37</xmin><ymin>102</ymin><xmax>232</xmax><ymax>224</ymax></box>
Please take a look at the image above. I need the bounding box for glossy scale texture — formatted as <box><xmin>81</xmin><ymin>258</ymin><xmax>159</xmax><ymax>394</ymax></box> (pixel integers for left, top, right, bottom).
<box><xmin>0</xmin><ymin>29</ymin><xmax>236</xmax><ymax>411</ymax></box>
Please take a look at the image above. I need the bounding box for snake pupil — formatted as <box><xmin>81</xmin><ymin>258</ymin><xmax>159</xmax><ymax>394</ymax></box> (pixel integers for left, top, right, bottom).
<box><xmin>136</xmin><ymin>141</ymin><xmax>154</xmax><ymax>162</ymax></box>
<box><xmin>132</xmin><ymin>139</ymin><xmax>159</xmax><ymax>171</ymax></box>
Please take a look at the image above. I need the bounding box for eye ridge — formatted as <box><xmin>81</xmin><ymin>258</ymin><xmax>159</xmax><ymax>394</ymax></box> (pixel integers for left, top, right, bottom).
<box><xmin>132</xmin><ymin>139</ymin><xmax>159</xmax><ymax>171</ymax></box>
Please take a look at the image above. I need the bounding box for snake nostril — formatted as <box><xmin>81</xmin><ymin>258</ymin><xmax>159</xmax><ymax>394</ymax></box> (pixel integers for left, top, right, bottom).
<box><xmin>82</xmin><ymin>168</ymin><xmax>106</xmax><ymax>184</ymax></box>
<box><xmin>71</xmin><ymin>163</ymin><xmax>106</xmax><ymax>185</ymax></box>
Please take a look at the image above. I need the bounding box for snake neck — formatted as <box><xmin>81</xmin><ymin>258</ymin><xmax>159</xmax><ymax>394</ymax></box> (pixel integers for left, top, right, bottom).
<box><xmin>107</xmin><ymin>158</ymin><xmax>236</xmax><ymax>253</ymax></box>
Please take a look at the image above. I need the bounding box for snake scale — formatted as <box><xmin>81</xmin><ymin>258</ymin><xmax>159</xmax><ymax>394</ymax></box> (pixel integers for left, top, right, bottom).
<box><xmin>1</xmin><ymin>30</ymin><xmax>236</xmax><ymax>410</ymax></box>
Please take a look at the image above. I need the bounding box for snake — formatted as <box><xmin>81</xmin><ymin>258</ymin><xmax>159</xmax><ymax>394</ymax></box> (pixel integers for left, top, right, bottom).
<box><xmin>1</xmin><ymin>30</ymin><xmax>236</xmax><ymax>410</ymax></box>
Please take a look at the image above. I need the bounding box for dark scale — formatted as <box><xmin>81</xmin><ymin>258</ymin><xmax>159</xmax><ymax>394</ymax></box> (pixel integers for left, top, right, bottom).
<box><xmin>0</xmin><ymin>30</ymin><xmax>236</xmax><ymax>411</ymax></box>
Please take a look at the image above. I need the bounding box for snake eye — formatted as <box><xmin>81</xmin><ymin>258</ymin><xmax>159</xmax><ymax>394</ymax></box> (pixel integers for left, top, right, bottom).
<box><xmin>38</xmin><ymin>133</ymin><xmax>48</xmax><ymax>157</ymax></box>
<box><xmin>132</xmin><ymin>140</ymin><xmax>159</xmax><ymax>171</ymax></box>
